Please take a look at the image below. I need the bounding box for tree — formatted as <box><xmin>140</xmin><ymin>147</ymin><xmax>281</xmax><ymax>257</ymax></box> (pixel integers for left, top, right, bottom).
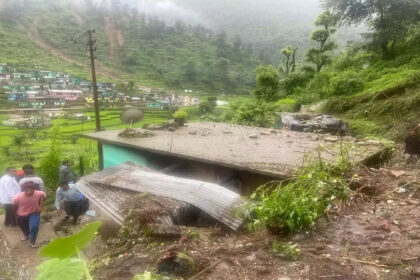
<box><xmin>323</xmin><ymin>0</ymin><xmax>420</xmax><ymax>56</ymax></box>
<box><xmin>305</xmin><ymin>10</ymin><xmax>339</xmax><ymax>72</ymax></box>
<box><xmin>279</xmin><ymin>46</ymin><xmax>298</xmax><ymax>75</ymax></box>
<box><xmin>199</xmin><ymin>96</ymin><xmax>217</xmax><ymax>115</ymax></box>
<box><xmin>233</xmin><ymin>35</ymin><xmax>242</xmax><ymax>52</ymax></box>
<box><xmin>183</xmin><ymin>61</ymin><xmax>197</xmax><ymax>83</ymax></box>
<box><xmin>253</xmin><ymin>65</ymin><xmax>280</xmax><ymax>102</ymax></box>
<box><xmin>39</xmin><ymin>127</ymin><xmax>62</xmax><ymax>194</ymax></box>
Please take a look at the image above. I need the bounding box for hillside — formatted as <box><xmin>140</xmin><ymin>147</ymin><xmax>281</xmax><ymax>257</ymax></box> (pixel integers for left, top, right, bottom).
<box><xmin>0</xmin><ymin>0</ymin><xmax>260</xmax><ymax>94</ymax></box>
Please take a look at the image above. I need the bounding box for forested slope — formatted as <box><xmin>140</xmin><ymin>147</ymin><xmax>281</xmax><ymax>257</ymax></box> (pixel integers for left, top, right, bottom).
<box><xmin>0</xmin><ymin>0</ymin><xmax>260</xmax><ymax>93</ymax></box>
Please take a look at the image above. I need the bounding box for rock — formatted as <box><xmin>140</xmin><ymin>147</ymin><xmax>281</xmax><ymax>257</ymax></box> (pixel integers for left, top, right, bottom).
<box><xmin>188</xmin><ymin>130</ymin><xmax>197</xmax><ymax>135</ymax></box>
<box><xmin>270</xmin><ymin>129</ymin><xmax>277</xmax><ymax>134</ymax></box>
<box><xmin>325</xmin><ymin>136</ymin><xmax>338</xmax><ymax>143</ymax></box>
<box><xmin>249</xmin><ymin>134</ymin><xmax>258</xmax><ymax>139</ymax></box>
<box><xmin>261</xmin><ymin>131</ymin><xmax>271</xmax><ymax>135</ymax></box>
<box><xmin>399</xmin><ymin>201</ymin><xmax>408</xmax><ymax>206</ymax></box>
<box><xmin>408</xmin><ymin>200</ymin><xmax>420</xmax><ymax>206</ymax></box>
<box><xmin>100</xmin><ymin>219</ymin><xmax>121</xmax><ymax>242</ymax></box>
<box><xmin>411</xmin><ymin>268</ymin><xmax>420</xmax><ymax>277</ymax></box>
<box><xmin>223</xmin><ymin>130</ymin><xmax>232</xmax><ymax>134</ymax></box>
<box><xmin>386</xmin><ymin>200</ymin><xmax>395</xmax><ymax>205</ymax></box>
<box><xmin>390</xmin><ymin>170</ymin><xmax>406</xmax><ymax>178</ymax></box>
<box><xmin>311</xmin><ymin>134</ymin><xmax>320</xmax><ymax>141</ymax></box>
<box><xmin>245</xmin><ymin>253</ymin><xmax>256</xmax><ymax>261</ymax></box>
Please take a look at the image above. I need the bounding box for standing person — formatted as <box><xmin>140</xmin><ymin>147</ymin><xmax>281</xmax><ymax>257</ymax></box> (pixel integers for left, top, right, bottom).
<box><xmin>55</xmin><ymin>181</ymin><xmax>89</xmax><ymax>225</ymax></box>
<box><xmin>19</xmin><ymin>168</ymin><xmax>46</xmax><ymax>193</ymax></box>
<box><xmin>59</xmin><ymin>160</ymin><xmax>74</xmax><ymax>185</ymax></box>
<box><xmin>404</xmin><ymin>129</ymin><xmax>420</xmax><ymax>164</ymax></box>
<box><xmin>12</xmin><ymin>182</ymin><xmax>46</xmax><ymax>248</ymax></box>
<box><xmin>0</xmin><ymin>167</ymin><xmax>21</xmax><ymax>226</ymax></box>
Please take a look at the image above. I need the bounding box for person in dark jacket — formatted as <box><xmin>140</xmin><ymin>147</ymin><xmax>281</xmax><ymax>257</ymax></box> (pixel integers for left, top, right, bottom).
<box><xmin>404</xmin><ymin>129</ymin><xmax>420</xmax><ymax>163</ymax></box>
<box><xmin>59</xmin><ymin>160</ymin><xmax>74</xmax><ymax>185</ymax></box>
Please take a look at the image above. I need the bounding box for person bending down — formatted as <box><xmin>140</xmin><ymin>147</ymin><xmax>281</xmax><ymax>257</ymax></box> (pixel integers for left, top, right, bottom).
<box><xmin>12</xmin><ymin>182</ymin><xmax>46</xmax><ymax>248</ymax></box>
<box><xmin>55</xmin><ymin>182</ymin><xmax>89</xmax><ymax>225</ymax></box>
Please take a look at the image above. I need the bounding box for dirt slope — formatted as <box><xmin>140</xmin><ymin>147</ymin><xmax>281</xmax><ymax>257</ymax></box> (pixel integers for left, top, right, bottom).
<box><xmin>25</xmin><ymin>23</ymin><xmax>126</xmax><ymax>83</ymax></box>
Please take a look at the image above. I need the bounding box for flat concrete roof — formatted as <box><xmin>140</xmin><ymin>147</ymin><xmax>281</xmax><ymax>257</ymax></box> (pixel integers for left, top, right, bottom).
<box><xmin>84</xmin><ymin>122</ymin><xmax>385</xmax><ymax>178</ymax></box>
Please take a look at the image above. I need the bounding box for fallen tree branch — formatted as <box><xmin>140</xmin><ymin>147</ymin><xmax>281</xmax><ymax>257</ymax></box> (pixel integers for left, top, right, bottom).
<box><xmin>188</xmin><ymin>259</ymin><xmax>224</xmax><ymax>280</ymax></box>
<box><xmin>342</xmin><ymin>257</ymin><xmax>387</xmax><ymax>268</ymax></box>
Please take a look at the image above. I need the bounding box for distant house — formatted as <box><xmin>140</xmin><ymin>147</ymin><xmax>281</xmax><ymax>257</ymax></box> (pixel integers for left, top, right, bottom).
<box><xmin>49</xmin><ymin>89</ymin><xmax>84</xmax><ymax>101</ymax></box>
<box><xmin>42</xmin><ymin>109</ymin><xmax>67</xmax><ymax>118</ymax></box>
<box><xmin>18</xmin><ymin>96</ymin><xmax>65</xmax><ymax>109</ymax></box>
<box><xmin>2</xmin><ymin>116</ymin><xmax>51</xmax><ymax>129</ymax></box>
<box><xmin>8</xmin><ymin>92</ymin><xmax>28</xmax><ymax>102</ymax></box>
<box><xmin>0</xmin><ymin>73</ymin><xmax>11</xmax><ymax>80</ymax></box>
<box><xmin>0</xmin><ymin>64</ymin><xmax>10</xmax><ymax>73</ymax></box>
<box><xmin>13</xmin><ymin>73</ymin><xmax>32</xmax><ymax>80</ymax></box>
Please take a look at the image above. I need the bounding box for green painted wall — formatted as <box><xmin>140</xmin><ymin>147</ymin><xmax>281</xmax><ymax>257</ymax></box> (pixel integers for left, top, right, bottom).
<box><xmin>103</xmin><ymin>143</ymin><xmax>147</xmax><ymax>168</ymax></box>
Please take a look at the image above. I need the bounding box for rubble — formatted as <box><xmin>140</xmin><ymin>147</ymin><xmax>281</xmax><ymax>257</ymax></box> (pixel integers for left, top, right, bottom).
<box><xmin>281</xmin><ymin>113</ymin><xmax>349</xmax><ymax>134</ymax></box>
<box><xmin>118</xmin><ymin>128</ymin><xmax>154</xmax><ymax>138</ymax></box>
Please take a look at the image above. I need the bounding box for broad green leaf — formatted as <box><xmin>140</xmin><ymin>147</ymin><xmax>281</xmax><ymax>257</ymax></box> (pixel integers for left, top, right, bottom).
<box><xmin>36</xmin><ymin>258</ymin><xmax>86</xmax><ymax>280</ymax></box>
<box><xmin>39</xmin><ymin>221</ymin><xmax>102</xmax><ymax>259</ymax></box>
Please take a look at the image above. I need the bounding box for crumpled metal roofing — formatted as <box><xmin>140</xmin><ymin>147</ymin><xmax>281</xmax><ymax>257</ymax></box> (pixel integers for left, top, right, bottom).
<box><xmin>76</xmin><ymin>162</ymin><xmax>245</xmax><ymax>230</ymax></box>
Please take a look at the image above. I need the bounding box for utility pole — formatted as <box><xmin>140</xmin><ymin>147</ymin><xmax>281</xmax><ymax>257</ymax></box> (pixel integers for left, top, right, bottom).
<box><xmin>87</xmin><ymin>29</ymin><xmax>104</xmax><ymax>170</ymax></box>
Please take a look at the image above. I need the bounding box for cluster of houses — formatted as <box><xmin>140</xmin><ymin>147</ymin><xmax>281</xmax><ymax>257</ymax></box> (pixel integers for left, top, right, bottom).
<box><xmin>0</xmin><ymin>64</ymin><xmax>201</xmax><ymax>110</ymax></box>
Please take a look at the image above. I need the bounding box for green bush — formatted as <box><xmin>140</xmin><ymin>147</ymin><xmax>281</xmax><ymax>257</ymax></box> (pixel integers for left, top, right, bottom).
<box><xmin>247</xmin><ymin>150</ymin><xmax>351</xmax><ymax>233</ymax></box>
<box><xmin>333</xmin><ymin>77</ymin><xmax>364</xmax><ymax>95</ymax></box>
<box><xmin>274</xmin><ymin>98</ymin><xmax>298</xmax><ymax>112</ymax></box>
<box><xmin>279</xmin><ymin>72</ymin><xmax>313</xmax><ymax>95</ymax></box>
<box><xmin>306</xmin><ymin>72</ymin><xmax>332</xmax><ymax>97</ymax></box>
<box><xmin>173</xmin><ymin>110</ymin><xmax>188</xmax><ymax>126</ymax></box>
<box><xmin>230</xmin><ymin>100</ymin><xmax>277</xmax><ymax>127</ymax></box>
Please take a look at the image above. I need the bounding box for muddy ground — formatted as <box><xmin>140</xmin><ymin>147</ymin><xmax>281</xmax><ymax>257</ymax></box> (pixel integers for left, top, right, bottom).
<box><xmin>87</xmin><ymin>152</ymin><xmax>420</xmax><ymax>280</ymax></box>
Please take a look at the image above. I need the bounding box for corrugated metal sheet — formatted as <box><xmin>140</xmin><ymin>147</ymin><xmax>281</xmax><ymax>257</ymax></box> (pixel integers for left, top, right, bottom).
<box><xmin>76</xmin><ymin>162</ymin><xmax>244</xmax><ymax>230</ymax></box>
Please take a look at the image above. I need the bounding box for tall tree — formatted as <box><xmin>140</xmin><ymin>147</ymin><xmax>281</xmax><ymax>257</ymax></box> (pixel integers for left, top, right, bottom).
<box><xmin>233</xmin><ymin>35</ymin><xmax>242</xmax><ymax>52</ymax></box>
<box><xmin>305</xmin><ymin>10</ymin><xmax>339</xmax><ymax>72</ymax></box>
<box><xmin>323</xmin><ymin>0</ymin><xmax>420</xmax><ymax>56</ymax></box>
<box><xmin>279</xmin><ymin>46</ymin><xmax>298</xmax><ymax>75</ymax></box>
<box><xmin>253</xmin><ymin>65</ymin><xmax>280</xmax><ymax>102</ymax></box>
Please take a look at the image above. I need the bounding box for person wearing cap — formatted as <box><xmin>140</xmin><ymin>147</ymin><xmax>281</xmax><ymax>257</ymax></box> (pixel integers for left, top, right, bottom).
<box><xmin>19</xmin><ymin>167</ymin><xmax>46</xmax><ymax>193</ymax></box>
<box><xmin>59</xmin><ymin>160</ymin><xmax>75</xmax><ymax>185</ymax></box>
<box><xmin>12</xmin><ymin>181</ymin><xmax>46</xmax><ymax>248</ymax></box>
<box><xmin>0</xmin><ymin>167</ymin><xmax>21</xmax><ymax>226</ymax></box>
<box><xmin>55</xmin><ymin>181</ymin><xmax>89</xmax><ymax>224</ymax></box>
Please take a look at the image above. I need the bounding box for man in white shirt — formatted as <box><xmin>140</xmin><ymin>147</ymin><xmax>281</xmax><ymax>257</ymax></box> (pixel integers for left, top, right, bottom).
<box><xmin>0</xmin><ymin>167</ymin><xmax>22</xmax><ymax>226</ymax></box>
<box><xmin>19</xmin><ymin>168</ymin><xmax>46</xmax><ymax>193</ymax></box>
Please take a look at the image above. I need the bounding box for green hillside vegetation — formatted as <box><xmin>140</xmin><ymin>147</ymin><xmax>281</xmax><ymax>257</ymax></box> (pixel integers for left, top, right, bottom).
<box><xmin>221</xmin><ymin>1</ymin><xmax>420</xmax><ymax>140</ymax></box>
<box><xmin>0</xmin><ymin>0</ymin><xmax>259</xmax><ymax>94</ymax></box>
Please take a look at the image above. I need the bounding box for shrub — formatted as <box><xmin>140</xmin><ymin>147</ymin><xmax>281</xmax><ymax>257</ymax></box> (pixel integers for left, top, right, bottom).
<box><xmin>231</xmin><ymin>100</ymin><xmax>277</xmax><ymax>127</ymax></box>
<box><xmin>306</xmin><ymin>72</ymin><xmax>332</xmax><ymax>97</ymax></box>
<box><xmin>39</xmin><ymin>127</ymin><xmax>62</xmax><ymax>195</ymax></box>
<box><xmin>274</xmin><ymin>98</ymin><xmax>298</xmax><ymax>112</ymax></box>
<box><xmin>332</xmin><ymin>77</ymin><xmax>364</xmax><ymax>96</ymax></box>
<box><xmin>246</xmin><ymin>149</ymin><xmax>351</xmax><ymax>233</ymax></box>
<box><xmin>173</xmin><ymin>110</ymin><xmax>188</xmax><ymax>126</ymax></box>
<box><xmin>279</xmin><ymin>72</ymin><xmax>313</xmax><ymax>95</ymax></box>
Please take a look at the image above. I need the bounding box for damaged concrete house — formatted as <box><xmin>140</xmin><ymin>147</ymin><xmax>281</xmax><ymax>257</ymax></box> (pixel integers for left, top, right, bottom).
<box><xmin>83</xmin><ymin>122</ymin><xmax>384</xmax><ymax>195</ymax></box>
